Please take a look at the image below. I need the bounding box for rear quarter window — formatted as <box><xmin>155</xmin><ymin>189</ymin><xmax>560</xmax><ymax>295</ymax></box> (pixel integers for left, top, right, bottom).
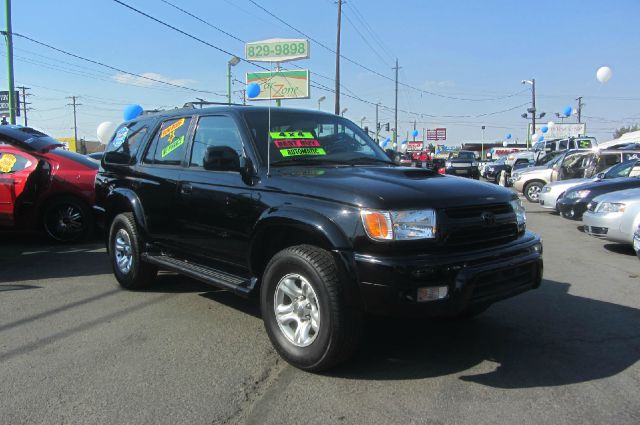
<box><xmin>0</xmin><ymin>152</ymin><xmax>32</xmax><ymax>173</ymax></box>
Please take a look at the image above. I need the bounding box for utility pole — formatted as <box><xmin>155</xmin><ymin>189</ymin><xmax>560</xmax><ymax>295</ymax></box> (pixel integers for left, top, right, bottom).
<box><xmin>334</xmin><ymin>0</ymin><xmax>343</xmax><ymax>115</ymax></box>
<box><xmin>392</xmin><ymin>58</ymin><xmax>400</xmax><ymax>150</ymax></box>
<box><xmin>481</xmin><ymin>125</ymin><xmax>486</xmax><ymax>161</ymax></box>
<box><xmin>412</xmin><ymin>120</ymin><xmax>416</xmax><ymax>141</ymax></box>
<box><xmin>531</xmin><ymin>78</ymin><xmax>536</xmax><ymax>143</ymax></box>
<box><xmin>575</xmin><ymin>96</ymin><xmax>584</xmax><ymax>123</ymax></box>
<box><xmin>4</xmin><ymin>0</ymin><xmax>16</xmax><ymax>124</ymax></box>
<box><xmin>375</xmin><ymin>102</ymin><xmax>379</xmax><ymax>143</ymax></box>
<box><xmin>66</xmin><ymin>96</ymin><xmax>82</xmax><ymax>153</ymax></box>
<box><xmin>16</xmin><ymin>85</ymin><xmax>29</xmax><ymax>126</ymax></box>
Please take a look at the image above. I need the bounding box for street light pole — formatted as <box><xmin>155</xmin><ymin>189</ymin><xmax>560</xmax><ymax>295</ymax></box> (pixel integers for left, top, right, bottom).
<box><xmin>393</xmin><ymin>59</ymin><xmax>400</xmax><ymax>151</ymax></box>
<box><xmin>4</xmin><ymin>0</ymin><xmax>16</xmax><ymax>124</ymax></box>
<box><xmin>360</xmin><ymin>116</ymin><xmax>366</xmax><ymax>129</ymax></box>
<box><xmin>227</xmin><ymin>56</ymin><xmax>240</xmax><ymax>105</ymax></box>
<box><xmin>531</xmin><ymin>78</ymin><xmax>536</xmax><ymax>141</ymax></box>
<box><xmin>481</xmin><ymin>125</ymin><xmax>485</xmax><ymax>161</ymax></box>
<box><xmin>317</xmin><ymin>96</ymin><xmax>326</xmax><ymax>110</ymax></box>
<box><xmin>375</xmin><ymin>102</ymin><xmax>380</xmax><ymax>143</ymax></box>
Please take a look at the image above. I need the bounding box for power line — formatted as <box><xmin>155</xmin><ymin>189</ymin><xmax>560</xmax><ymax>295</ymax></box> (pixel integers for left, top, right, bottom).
<box><xmin>9</xmin><ymin>32</ymin><xmax>225</xmax><ymax>97</ymax></box>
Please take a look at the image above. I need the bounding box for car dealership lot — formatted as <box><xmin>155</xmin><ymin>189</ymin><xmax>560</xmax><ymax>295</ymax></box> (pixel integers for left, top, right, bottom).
<box><xmin>1</xmin><ymin>204</ymin><xmax>639</xmax><ymax>425</ymax></box>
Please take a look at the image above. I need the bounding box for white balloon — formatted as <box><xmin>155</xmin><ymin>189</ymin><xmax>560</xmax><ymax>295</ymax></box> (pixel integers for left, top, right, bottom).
<box><xmin>503</xmin><ymin>141</ymin><xmax>508</xmax><ymax>147</ymax></box>
<box><xmin>97</xmin><ymin>121</ymin><xmax>117</xmax><ymax>145</ymax></box>
<box><xmin>531</xmin><ymin>133</ymin><xmax>538</xmax><ymax>141</ymax></box>
<box><xmin>596</xmin><ymin>66</ymin><xmax>612</xmax><ymax>83</ymax></box>
<box><xmin>547</xmin><ymin>121</ymin><xmax>555</xmax><ymax>128</ymax></box>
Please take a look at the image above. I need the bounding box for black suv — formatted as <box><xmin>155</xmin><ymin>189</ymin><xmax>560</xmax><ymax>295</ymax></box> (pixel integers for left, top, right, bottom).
<box><xmin>95</xmin><ymin>106</ymin><xmax>543</xmax><ymax>371</ymax></box>
<box><xmin>444</xmin><ymin>150</ymin><xmax>480</xmax><ymax>179</ymax></box>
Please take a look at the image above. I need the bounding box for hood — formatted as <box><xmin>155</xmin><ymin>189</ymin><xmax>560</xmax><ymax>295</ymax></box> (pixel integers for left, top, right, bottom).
<box><xmin>592</xmin><ymin>188</ymin><xmax>640</xmax><ymax>203</ymax></box>
<box><xmin>0</xmin><ymin>125</ymin><xmax>64</xmax><ymax>153</ymax></box>
<box><xmin>568</xmin><ymin>177</ymin><xmax>640</xmax><ymax>194</ymax></box>
<box><xmin>546</xmin><ymin>178</ymin><xmax>591</xmax><ymax>189</ymax></box>
<box><xmin>517</xmin><ymin>165</ymin><xmax>548</xmax><ymax>175</ymax></box>
<box><xmin>267</xmin><ymin>166</ymin><xmax>515</xmax><ymax>210</ymax></box>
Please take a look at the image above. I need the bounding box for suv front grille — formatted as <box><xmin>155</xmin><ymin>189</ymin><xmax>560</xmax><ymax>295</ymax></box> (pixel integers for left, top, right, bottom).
<box><xmin>441</xmin><ymin>203</ymin><xmax>518</xmax><ymax>248</ymax></box>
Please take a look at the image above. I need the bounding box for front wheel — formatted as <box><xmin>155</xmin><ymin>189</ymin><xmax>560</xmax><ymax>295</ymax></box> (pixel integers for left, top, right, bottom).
<box><xmin>109</xmin><ymin>213</ymin><xmax>157</xmax><ymax>289</ymax></box>
<box><xmin>260</xmin><ymin>245</ymin><xmax>362</xmax><ymax>372</ymax></box>
<box><xmin>524</xmin><ymin>182</ymin><xmax>544</xmax><ymax>203</ymax></box>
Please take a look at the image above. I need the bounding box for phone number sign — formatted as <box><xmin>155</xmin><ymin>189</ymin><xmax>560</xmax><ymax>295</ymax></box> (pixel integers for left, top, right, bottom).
<box><xmin>245</xmin><ymin>38</ymin><xmax>309</xmax><ymax>63</ymax></box>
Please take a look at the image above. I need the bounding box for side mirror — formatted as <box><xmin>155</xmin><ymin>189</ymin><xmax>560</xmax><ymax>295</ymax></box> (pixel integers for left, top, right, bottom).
<box><xmin>203</xmin><ymin>145</ymin><xmax>240</xmax><ymax>171</ymax></box>
<box><xmin>596</xmin><ymin>172</ymin><xmax>605</xmax><ymax>180</ymax></box>
<box><xmin>103</xmin><ymin>150</ymin><xmax>131</xmax><ymax>165</ymax></box>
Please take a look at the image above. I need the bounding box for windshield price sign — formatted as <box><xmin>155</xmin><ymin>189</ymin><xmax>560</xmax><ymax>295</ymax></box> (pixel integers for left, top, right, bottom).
<box><xmin>245</xmin><ymin>38</ymin><xmax>310</xmax><ymax>62</ymax></box>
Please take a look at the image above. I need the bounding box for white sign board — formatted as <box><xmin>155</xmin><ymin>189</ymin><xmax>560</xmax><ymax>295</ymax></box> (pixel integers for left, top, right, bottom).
<box><xmin>245</xmin><ymin>38</ymin><xmax>310</xmax><ymax>63</ymax></box>
<box><xmin>528</xmin><ymin>123</ymin><xmax>587</xmax><ymax>140</ymax></box>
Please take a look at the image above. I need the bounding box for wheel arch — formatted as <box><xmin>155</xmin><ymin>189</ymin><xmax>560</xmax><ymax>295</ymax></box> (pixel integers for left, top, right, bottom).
<box><xmin>104</xmin><ymin>188</ymin><xmax>147</xmax><ymax>239</ymax></box>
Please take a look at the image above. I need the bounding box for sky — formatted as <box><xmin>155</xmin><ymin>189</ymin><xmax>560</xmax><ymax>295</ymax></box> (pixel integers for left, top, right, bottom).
<box><xmin>2</xmin><ymin>0</ymin><xmax>640</xmax><ymax>146</ymax></box>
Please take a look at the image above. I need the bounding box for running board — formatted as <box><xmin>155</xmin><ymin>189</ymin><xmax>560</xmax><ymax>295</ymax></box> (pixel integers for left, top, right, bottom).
<box><xmin>141</xmin><ymin>253</ymin><xmax>256</xmax><ymax>296</ymax></box>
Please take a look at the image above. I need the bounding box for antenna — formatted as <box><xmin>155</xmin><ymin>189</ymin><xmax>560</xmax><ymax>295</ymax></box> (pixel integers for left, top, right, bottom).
<box><xmin>267</xmin><ymin>62</ymin><xmax>273</xmax><ymax>177</ymax></box>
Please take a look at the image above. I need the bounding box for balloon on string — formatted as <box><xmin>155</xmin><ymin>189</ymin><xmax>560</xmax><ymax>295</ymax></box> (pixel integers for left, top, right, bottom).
<box><xmin>401</xmin><ymin>140</ymin><xmax>407</xmax><ymax>145</ymax></box>
<box><xmin>123</xmin><ymin>104</ymin><xmax>143</xmax><ymax>121</ymax></box>
<box><xmin>505</xmin><ymin>133</ymin><xmax>512</xmax><ymax>140</ymax></box>
<box><xmin>596</xmin><ymin>66</ymin><xmax>613</xmax><ymax>83</ymax></box>
<box><xmin>547</xmin><ymin>121</ymin><xmax>555</xmax><ymax>128</ymax></box>
<box><xmin>411</xmin><ymin>129</ymin><xmax>419</xmax><ymax>138</ymax></box>
<box><xmin>247</xmin><ymin>83</ymin><xmax>261</xmax><ymax>99</ymax></box>
<box><xmin>97</xmin><ymin>121</ymin><xmax>117</xmax><ymax>145</ymax></box>
<box><xmin>538</xmin><ymin>135</ymin><xmax>544</xmax><ymax>142</ymax></box>
<box><xmin>563</xmin><ymin>105</ymin><xmax>573</xmax><ymax>117</ymax></box>
<box><xmin>541</xmin><ymin>126</ymin><xmax>548</xmax><ymax>133</ymax></box>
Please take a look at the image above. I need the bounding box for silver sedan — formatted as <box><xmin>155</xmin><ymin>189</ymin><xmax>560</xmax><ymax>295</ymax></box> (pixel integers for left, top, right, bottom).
<box><xmin>583</xmin><ymin>188</ymin><xmax>640</xmax><ymax>245</ymax></box>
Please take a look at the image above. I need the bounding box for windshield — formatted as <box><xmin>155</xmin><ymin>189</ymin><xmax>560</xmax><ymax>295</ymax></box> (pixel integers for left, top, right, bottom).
<box><xmin>492</xmin><ymin>156</ymin><xmax>506</xmax><ymax>164</ymax></box>
<box><xmin>545</xmin><ymin>154</ymin><xmax>564</xmax><ymax>168</ymax></box>
<box><xmin>449</xmin><ymin>151</ymin><xmax>475</xmax><ymax>160</ymax></box>
<box><xmin>604</xmin><ymin>160</ymin><xmax>637</xmax><ymax>178</ymax></box>
<box><xmin>242</xmin><ymin>110</ymin><xmax>393</xmax><ymax>166</ymax></box>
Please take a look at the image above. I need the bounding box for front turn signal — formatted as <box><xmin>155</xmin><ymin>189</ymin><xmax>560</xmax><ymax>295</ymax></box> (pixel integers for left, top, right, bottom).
<box><xmin>360</xmin><ymin>210</ymin><xmax>393</xmax><ymax>240</ymax></box>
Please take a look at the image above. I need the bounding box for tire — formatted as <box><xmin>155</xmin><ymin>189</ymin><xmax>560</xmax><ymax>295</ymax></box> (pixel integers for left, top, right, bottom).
<box><xmin>108</xmin><ymin>213</ymin><xmax>157</xmax><ymax>290</ymax></box>
<box><xmin>260</xmin><ymin>244</ymin><xmax>362</xmax><ymax>372</ymax></box>
<box><xmin>524</xmin><ymin>181</ymin><xmax>544</xmax><ymax>203</ymax></box>
<box><xmin>42</xmin><ymin>196</ymin><xmax>94</xmax><ymax>243</ymax></box>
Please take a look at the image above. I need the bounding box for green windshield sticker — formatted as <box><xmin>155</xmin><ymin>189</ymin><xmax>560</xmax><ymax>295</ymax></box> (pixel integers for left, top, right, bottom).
<box><xmin>279</xmin><ymin>147</ymin><xmax>326</xmax><ymax>157</ymax></box>
<box><xmin>161</xmin><ymin>135</ymin><xmax>185</xmax><ymax>157</ymax></box>
<box><xmin>270</xmin><ymin>131</ymin><xmax>314</xmax><ymax>139</ymax></box>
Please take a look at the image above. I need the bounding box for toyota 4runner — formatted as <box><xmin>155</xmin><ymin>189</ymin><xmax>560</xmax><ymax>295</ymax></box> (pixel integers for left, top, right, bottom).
<box><xmin>95</xmin><ymin>106</ymin><xmax>543</xmax><ymax>371</ymax></box>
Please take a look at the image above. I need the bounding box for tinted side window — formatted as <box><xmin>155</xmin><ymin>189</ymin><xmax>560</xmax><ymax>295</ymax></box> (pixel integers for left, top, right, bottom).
<box><xmin>0</xmin><ymin>152</ymin><xmax>32</xmax><ymax>174</ymax></box>
<box><xmin>145</xmin><ymin>117</ymin><xmax>192</xmax><ymax>165</ymax></box>
<box><xmin>190</xmin><ymin>116</ymin><xmax>242</xmax><ymax>167</ymax></box>
<box><xmin>106</xmin><ymin>121</ymin><xmax>150</xmax><ymax>164</ymax></box>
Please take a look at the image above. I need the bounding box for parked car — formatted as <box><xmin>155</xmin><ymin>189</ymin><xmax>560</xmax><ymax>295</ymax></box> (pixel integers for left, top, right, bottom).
<box><xmin>86</xmin><ymin>152</ymin><xmax>104</xmax><ymax>163</ymax></box>
<box><xmin>557</xmin><ymin>176</ymin><xmax>640</xmax><ymax>220</ymax></box>
<box><xmin>634</xmin><ymin>224</ymin><xmax>640</xmax><ymax>259</ymax></box>
<box><xmin>443</xmin><ymin>150</ymin><xmax>479</xmax><ymax>179</ymax></box>
<box><xmin>396</xmin><ymin>153</ymin><xmax>412</xmax><ymax>166</ymax></box>
<box><xmin>540</xmin><ymin>159</ymin><xmax>640</xmax><ymax>211</ymax></box>
<box><xmin>95</xmin><ymin>106</ymin><xmax>542</xmax><ymax>371</ymax></box>
<box><xmin>482</xmin><ymin>156</ymin><xmax>508</xmax><ymax>182</ymax></box>
<box><xmin>0</xmin><ymin>126</ymin><xmax>98</xmax><ymax>241</ymax></box>
<box><xmin>582</xmin><ymin>188</ymin><xmax>640</xmax><ymax>248</ymax></box>
<box><xmin>511</xmin><ymin>151</ymin><xmax>576</xmax><ymax>201</ymax></box>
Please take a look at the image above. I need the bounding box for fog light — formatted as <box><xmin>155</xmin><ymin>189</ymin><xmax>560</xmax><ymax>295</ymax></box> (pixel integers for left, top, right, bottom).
<box><xmin>417</xmin><ymin>286</ymin><xmax>448</xmax><ymax>302</ymax></box>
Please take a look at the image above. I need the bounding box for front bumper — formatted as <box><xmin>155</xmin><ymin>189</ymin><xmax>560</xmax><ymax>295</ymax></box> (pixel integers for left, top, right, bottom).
<box><xmin>583</xmin><ymin>211</ymin><xmax>632</xmax><ymax>244</ymax></box>
<box><xmin>445</xmin><ymin>166</ymin><xmax>479</xmax><ymax>178</ymax></box>
<box><xmin>353</xmin><ymin>232</ymin><xmax>543</xmax><ymax>317</ymax></box>
<box><xmin>556</xmin><ymin>198</ymin><xmax>589</xmax><ymax>219</ymax></box>
<box><xmin>539</xmin><ymin>190</ymin><xmax>560</xmax><ymax>210</ymax></box>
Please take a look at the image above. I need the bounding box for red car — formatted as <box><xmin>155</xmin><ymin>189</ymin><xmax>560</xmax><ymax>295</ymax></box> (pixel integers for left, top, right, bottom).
<box><xmin>0</xmin><ymin>126</ymin><xmax>98</xmax><ymax>242</ymax></box>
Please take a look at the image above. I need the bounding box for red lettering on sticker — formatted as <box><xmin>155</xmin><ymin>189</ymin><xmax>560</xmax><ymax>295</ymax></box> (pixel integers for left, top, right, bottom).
<box><xmin>274</xmin><ymin>139</ymin><xmax>320</xmax><ymax>148</ymax></box>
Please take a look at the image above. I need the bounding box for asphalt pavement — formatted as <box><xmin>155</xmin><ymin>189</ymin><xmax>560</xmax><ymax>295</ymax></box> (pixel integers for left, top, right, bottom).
<box><xmin>1</xmin><ymin>200</ymin><xmax>639</xmax><ymax>425</ymax></box>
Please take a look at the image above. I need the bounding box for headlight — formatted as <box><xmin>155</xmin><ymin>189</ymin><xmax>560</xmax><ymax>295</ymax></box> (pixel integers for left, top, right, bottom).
<box><xmin>361</xmin><ymin>209</ymin><xmax>436</xmax><ymax>241</ymax></box>
<box><xmin>595</xmin><ymin>202</ymin><xmax>626</xmax><ymax>213</ymax></box>
<box><xmin>487</xmin><ymin>166</ymin><xmax>495</xmax><ymax>172</ymax></box>
<box><xmin>510</xmin><ymin>199</ymin><xmax>526</xmax><ymax>226</ymax></box>
<box><xmin>541</xmin><ymin>186</ymin><xmax>552</xmax><ymax>193</ymax></box>
<box><xmin>566</xmin><ymin>189</ymin><xmax>591</xmax><ymax>199</ymax></box>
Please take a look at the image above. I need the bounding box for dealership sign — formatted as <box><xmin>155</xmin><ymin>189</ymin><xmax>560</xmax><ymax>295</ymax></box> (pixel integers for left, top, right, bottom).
<box><xmin>426</xmin><ymin>128</ymin><xmax>446</xmax><ymax>141</ymax></box>
<box><xmin>246</xmin><ymin>70</ymin><xmax>310</xmax><ymax>100</ymax></box>
<box><xmin>245</xmin><ymin>38</ymin><xmax>310</xmax><ymax>63</ymax></box>
<box><xmin>528</xmin><ymin>123</ymin><xmax>586</xmax><ymax>140</ymax></box>
<box><xmin>407</xmin><ymin>141</ymin><xmax>423</xmax><ymax>151</ymax></box>
<box><xmin>0</xmin><ymin>91</ymin><xmax>21</xmax><ymax>117</ymax></box>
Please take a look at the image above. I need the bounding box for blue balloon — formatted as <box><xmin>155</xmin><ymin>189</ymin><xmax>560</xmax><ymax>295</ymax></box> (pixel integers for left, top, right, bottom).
<box><xmin>506</xmin><ymin>133</ymin><xmax>512</xmax><ymax>139</ymax></box>
<box><xmin>541</xmin><ymin>126</ymin><xmax>548</xmax><ymax>133</ymax></box>
<box><xmin>401</xmin><ymin>139</ymin><xmax>407</xmax><ymax>144</ymax></box>
<box><xmin>247</xmin><ymin>83</ymin><xmax>261</xmax><ymax>99</ymax></box>
<box><xmin>411</xmin><ymin>129</ymin><xmax>419</xmax><ymax>138</ymax></box>
<box><xmin>563</xmin><ymin>105</ymin><xmax>573</xmax><ymax>117</ymax></box>
<box><xmin>538</xmin><ymin>135</ymin><xmax>544</xmax><ymax>142</ymax></box>
<box><xmin>123</xmin><ymin>104</ymin><xmax>143</xmax><ymax>121</ymax></box>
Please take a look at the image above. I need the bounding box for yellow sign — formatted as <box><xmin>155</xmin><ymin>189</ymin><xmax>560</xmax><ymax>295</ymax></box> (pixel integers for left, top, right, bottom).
<box><xmin>56</xmin><ymin>137</ymin><xmax>77</xmax><ymax>152</ymax></box>
<box><xmin>0</xmin><ymin>153</ymin><xmax>17</xmax><ymax>173</ymax></box>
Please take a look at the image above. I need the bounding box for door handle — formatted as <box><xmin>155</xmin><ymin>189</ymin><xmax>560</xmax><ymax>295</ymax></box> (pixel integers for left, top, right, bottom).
<box><xmin>180</xmin><ymin>183</ymin><xmax>192</xmax><ymax>195</ymax></box>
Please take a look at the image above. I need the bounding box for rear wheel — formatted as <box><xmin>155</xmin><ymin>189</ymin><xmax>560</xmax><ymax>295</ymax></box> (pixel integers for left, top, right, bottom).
<box><xmin>260</xmin><ymin>245</ymin><xmax>362</xmax><ymax>372</ymax></box>
<box><xmin>524</xmin><ymin>181</ymin><xmax>544</xmax><ymax>203</ymax></box>
<box><xmin>42</xmin><ymin>196</ymin><xmax>94</xmax><ymax>243</ymax></box>
<box><xmin>109</xmin><ymin>213</ymin><xmax>157</xmax><ymax>289</ymax></box>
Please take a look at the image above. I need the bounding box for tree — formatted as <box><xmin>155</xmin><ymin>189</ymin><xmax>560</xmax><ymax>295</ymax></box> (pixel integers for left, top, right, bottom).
<box><xmin>613</xmin><ymin>124</ymin><xmax>640</xmax><ymax>139</ymax></box>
